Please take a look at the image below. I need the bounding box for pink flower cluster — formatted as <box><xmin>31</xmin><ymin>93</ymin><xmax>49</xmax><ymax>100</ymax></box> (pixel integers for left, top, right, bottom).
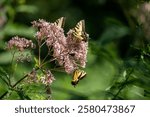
<box><xmin>32</xmin><ymin>19</ymin><xmax>88</xmax><ymax>74</ymax></box>
<box><xmin>7</xmin><ymin>36</ymin><xmax>35</xmax><ymax>51</ymax></box>
<box><xmin>27</xmin><ymin>68</ymin><xmax>55</xmax><ymax>85</ymax></box>
<box><xmin>40</xmin><ymin>70</ymin><xmax>55</xmax><ymax>85</ymax></box>
<box><xmin>7</xmin><ymin>18</ymin><xmax>89</xmax><ymax>85</ymax></box>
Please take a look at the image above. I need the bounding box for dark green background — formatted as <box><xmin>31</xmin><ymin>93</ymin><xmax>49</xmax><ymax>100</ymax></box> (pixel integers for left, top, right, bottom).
<box><xmin>0</xmin><ymin>0</ymin><xmax>150</xmax><ymax>99</ymax></box>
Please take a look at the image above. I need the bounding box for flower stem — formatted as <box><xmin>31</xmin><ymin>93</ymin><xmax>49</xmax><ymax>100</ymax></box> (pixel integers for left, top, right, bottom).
<box><xmin>0</xmin><ymin>67</ymin><xmax>39</xmax><ymax>99</ymax></box>
<box><xmin>112</xmin><ymin>68</ymin><xmax>134</xmax><ymax>99</ymax></box>
<box><xmin>38</xmin><ymin>41</ymin><xmax>41</xmax><ymax>67</ymax></box>
<box><xmin>45</xmin><ymin>85</ymin><xmax>52</xmax><ymax>100</ymax></box>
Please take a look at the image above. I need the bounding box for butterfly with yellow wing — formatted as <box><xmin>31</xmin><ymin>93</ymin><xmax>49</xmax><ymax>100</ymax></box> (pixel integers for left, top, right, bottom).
<box><xmin>72</xmin><ymin>20</ymin><xmax>88</xmax><ymax>42</ymax></box>
<box><xmin>71</xmin><ymin>69</ymin><xmax>86</xmax><ymax>87</ymax></box>
<box><xmin>53</xmin><ymin>17</ymin><xmax>66</xmax><ymax>28</ymax></box>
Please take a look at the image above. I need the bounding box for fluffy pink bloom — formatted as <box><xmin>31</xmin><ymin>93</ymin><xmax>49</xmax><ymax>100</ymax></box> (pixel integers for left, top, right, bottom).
<box><xmin>32</xmin><ymin>19</ymin><xmax>50</xmax><ymax>41</ymax></box>
<box><xmin>32</xmin><ymin>19</ymin><xmax>68</xmax><ymax>66</ymax></box>
<box><xmin>32</xmin><ymin>19</ymin><xmax>66</xmax><ymax>46</ymax></box>
<box><xmin>66</xmin><ymin>30</ymin><xmax>88</xmax><ymax>68</ymax></box>
<box><xmin>32</xmin><ymin>19</ymin><xmax>88</xmax><ymax>75</ymax></box>
<box><xmin>63</xmin><ymin>55</ymin><xmax>77</xmax><ymax>74</ymax></box>
<box><xmin>7</xmin><ymin>36</ymin><xmax>35</xmax><ymax>51</ymax></box>
<box><xmin>40</xmin><ymin>70</ymin><xmax>55</xmax><ymax>85</ymax></box>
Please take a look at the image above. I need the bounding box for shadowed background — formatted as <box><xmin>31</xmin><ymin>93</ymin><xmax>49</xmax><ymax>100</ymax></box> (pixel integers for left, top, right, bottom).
<box><xmin>0</xmin><ymin>0</ymin><xmax>150</xmax><ymax>99</ymax></box>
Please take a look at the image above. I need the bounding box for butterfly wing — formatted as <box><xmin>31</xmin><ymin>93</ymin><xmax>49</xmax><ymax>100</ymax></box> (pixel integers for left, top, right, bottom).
<box><xmin>72</xmin><ymin>20</ymin><xmax>88</xmax><ymax>42</ymax></box>
<box><xmin>71</xmin><ymin>69</ymin><xmax>86</xmax><ymax>87</ymax></box>
<box><xmin>78</xmin><ymin>69</ymin><xmax>86</xmax><ymax>80</ymax></box>
<box><xmin>71</xmin><ymin>70</ymin><xmax>79</xmax><ymax>86</ymax></box>
<box><xmin>53</xmin><ymin>17</ymin><xmax>66</xmax><ymax>28</ymax></box>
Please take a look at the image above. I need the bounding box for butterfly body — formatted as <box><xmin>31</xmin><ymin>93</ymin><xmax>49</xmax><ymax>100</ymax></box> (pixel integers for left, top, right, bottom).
<box><xmin>72</xmin><ymin>20</ymin><xmax>88</xmax><ymax>42</ymax></box>
<box><xmin>71</xmin><ymin>69</ymin><xmax>86</xmax><ymax>87</ymax></box>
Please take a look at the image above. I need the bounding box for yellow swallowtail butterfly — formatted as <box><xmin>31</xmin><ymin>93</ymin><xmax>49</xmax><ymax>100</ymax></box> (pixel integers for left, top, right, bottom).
<box><xmin>72</xmin><ymin>20</ymin><xmax>88</xmax><ymax>42</ymax></box>
<box><xmin>71</xmin><ymin>69</ymin><xmax>86</xmax><ymax>87</ymax></box>
<box><xmin>53</xmin><ymin>17</ymin><xmax>66</xmax><ymax>28</ymax></box>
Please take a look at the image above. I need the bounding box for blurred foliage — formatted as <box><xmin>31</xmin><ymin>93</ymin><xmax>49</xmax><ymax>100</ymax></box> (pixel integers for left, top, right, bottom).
<box><xmin>0</xmin><ymin>0</ymin><xmax>150</xmax><ymax>100</ymax></box>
